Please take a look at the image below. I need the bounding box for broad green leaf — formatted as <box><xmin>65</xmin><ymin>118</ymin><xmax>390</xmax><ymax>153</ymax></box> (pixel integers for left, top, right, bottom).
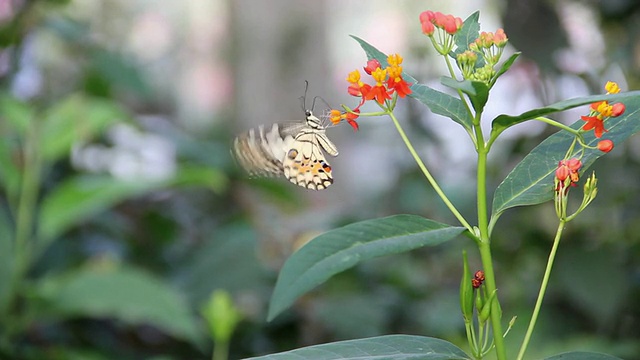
<box><xmin>452</xmin><ymin>11</ymin><xmax>480</xmax><ymax>57</ymax></box>
<box><xmin>409</xmin><ymin>83</ymin><xmax>473</xmax><ymax>132</ymax></box>
<box><xmin>491</xmin><ymin>94</ymin><xmax>640</xmax><ymax>218</ymax></box>
<box><xmin>544</xmin><ymin>351</ymin><xmax>622</xmax><ymax>360</ymax></box>
<box><xmin>40</xmin><ymin>94</ymin><xmax>126</xmax><ymax>161</ymax></box>
<box><xmin>490</xmin><ymin>91</ymin><xmax>640</xmax><ymax>138</ymax></box>
<box><xmin>246</xmin><ymin>335</ymin><xmax>470</xmax><ymax>360</ymax></box>
<box><xmin>35</xmin><ymin>265</ymin><xmax>202</xmax><ymax>346</ymax></box>
<box><xmin>440</xmin><ymin>77</ymin><xmax>489</xmax><ymax>114</ymax></box>
<box><xmin>39</xmin><ymin>166</ymin><xmax>226</xmax><ymax>245</ymax></box>
<box><xmin>267</xmin><ymin>215</ymin><xmax>466</xmax><ymax>321</ymax></box>
<box><xmin>350</xmin><ymin>35</ymin><xmax>473</xmax><ymax>131</ymax></box>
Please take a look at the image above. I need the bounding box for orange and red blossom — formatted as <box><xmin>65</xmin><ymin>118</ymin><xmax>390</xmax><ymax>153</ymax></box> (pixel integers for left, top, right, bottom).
<box><xmin>598</xmin><ymin>139</ymin><xmax>614</xmax><ymax>153</ymax></box>
<box><xmin>365</xmin><ymin>67</ymin><xmax>392</xmax><ymax>104</ymax></box>
<box><xmin>329</xmin><ymin>108</ymin><xmax>360</xmax><ymax>131</ymax></box>
<box><xmin>386</xmin><ymin>54</ymin><xmax>412</xmax><ymax>98</ymax></box>
<box><xmin>556</xmin><ymin>158</ymin><xmax>582</xmax><ymax>183</ymax></box>
<box><xmin>581</xmin><ymin>115</ymin><xmax>607</xmax><ymax>138</ymax></box>
<box><xmin>346</xmin><ymin>69</ymin><xmax>371</xmax><ymax>99</ymax></box>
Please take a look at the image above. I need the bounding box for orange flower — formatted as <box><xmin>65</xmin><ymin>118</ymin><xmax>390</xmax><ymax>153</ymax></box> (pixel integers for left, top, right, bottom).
<box><xmin>581</xmin><ymin>115</ymin><xmax>607</xmax><ymax>138</ymax></box>
<box><xmin>329</xmin><ymin>109</ymin><xmax>342</xmax><ymax>125</ymax></box>
<box><xmin>597</xmin><ymin>139</ymin><xmax>614</xmax><ymax>153</ymax></box>
<box><xmin>329</xmin><ymin>109</ymin><xmax>359</xmax><ymax>131</ymax></box>
<box><xmin>365</xmin><ymin>67</ymin><xmax>392</xmax><ymax>104</ymax></box>
<box><xmin>346</xmin><ymin>69</ymin><xmax>371</xmax><ymax>99</ymax></box>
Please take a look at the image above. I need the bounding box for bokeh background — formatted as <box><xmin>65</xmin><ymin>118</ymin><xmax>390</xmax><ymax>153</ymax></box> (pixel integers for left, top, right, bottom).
<box><xmin>1</xmin><ymin>0</ymin><xmax>640</xmax><ymax>359</ymax></box>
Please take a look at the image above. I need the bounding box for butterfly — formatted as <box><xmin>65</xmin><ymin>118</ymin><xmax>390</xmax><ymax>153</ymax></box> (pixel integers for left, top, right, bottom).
<box><xmin>232</xmin><ymin>109</ymin><xmax>339</xmax><ymax>190</ymax></box>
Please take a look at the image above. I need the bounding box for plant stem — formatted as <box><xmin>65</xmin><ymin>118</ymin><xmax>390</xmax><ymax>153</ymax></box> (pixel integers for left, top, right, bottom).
<box><xmin>476</xmin><ymin>133</ymin><xmax>507</xmax><ymax>360</ymax></box>
<box><xmin>517</xmin><ymin>220</ymin><xmax>565</xmax><ymax>360</ymax></box>
<box><xmin>388</xmin><ymin>111</ymin><xmax>473</xmax><ymax>232</ymax></box>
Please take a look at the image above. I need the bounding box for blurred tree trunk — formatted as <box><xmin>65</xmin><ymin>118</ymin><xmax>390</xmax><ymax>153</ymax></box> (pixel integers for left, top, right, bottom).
<box><xmin>229</xmin><ymin>0</ymin><xmax>329</xmax><ymax>129</ymax></box>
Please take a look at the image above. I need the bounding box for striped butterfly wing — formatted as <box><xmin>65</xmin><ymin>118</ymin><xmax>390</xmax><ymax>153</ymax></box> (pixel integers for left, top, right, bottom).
<box><xmin>233</xmin><ymin>111</ymin><xmax>339</xmax><ymax>190</ymax></box>
<box><xmin>233</xmin><ymin>122</ymin><xmax>306</xmax><ymax>178</ymax></box>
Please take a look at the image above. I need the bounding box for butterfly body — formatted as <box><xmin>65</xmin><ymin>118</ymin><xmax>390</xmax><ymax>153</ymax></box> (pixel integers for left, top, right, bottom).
<box><xmin>233</xmin><ymin>111</ymin><xmax>338</xmax><ymax>190</ymax></box>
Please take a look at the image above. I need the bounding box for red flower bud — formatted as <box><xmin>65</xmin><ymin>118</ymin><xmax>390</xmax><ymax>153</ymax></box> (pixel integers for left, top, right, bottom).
<box><xmin>597</xmin><ymin>139</ymin><xmax>614</xmax><ymax>153</ymax></box>
<box><xmin>363</xmin><ymin>59</ymin><xmax>381</xmax><ymax>75</ymax></box>
<box><xmin>611</xmin><ymin>102</ymin><xmax>625</xmax><ymax>117</ymax></box>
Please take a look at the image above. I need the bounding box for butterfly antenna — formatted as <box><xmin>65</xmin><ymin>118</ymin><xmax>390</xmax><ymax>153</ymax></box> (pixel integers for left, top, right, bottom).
<box><xmin>299</xmin><ymin>80</ymin><xmax>310</xmax><ymax>111</ymax></box>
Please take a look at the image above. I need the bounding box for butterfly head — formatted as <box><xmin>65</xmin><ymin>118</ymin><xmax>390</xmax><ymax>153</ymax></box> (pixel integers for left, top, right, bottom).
<box><xmin>305</xmin><ymin>110</ymin><xmax>325</xmax><ymax>130</ymax></box>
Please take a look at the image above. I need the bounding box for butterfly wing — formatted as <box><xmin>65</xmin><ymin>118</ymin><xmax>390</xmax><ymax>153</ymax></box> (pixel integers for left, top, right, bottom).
<box><xmin>282</xmin><ymin>129</ymin><xmax>334</xmax><ymax>190</ymax></box>
<box><xmin>232</xmin><ymin>122</ymin><xmax>306</xmax><ymax>177</ymax></box>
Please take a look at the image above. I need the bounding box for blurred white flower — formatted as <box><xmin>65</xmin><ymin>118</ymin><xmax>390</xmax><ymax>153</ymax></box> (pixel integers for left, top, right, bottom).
<box><xmin>72</xmin><ymin>123</ymin><xmax>176</xmax><ymax>181</ymax></box>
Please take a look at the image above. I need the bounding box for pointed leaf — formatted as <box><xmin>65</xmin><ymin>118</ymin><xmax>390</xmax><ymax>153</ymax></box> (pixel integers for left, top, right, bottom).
<box><xmin>267</xmin><ymin>215</ymin><xmax>466</xmax><ymax>320</ymax></box>
<box><xmin>35</xmin><ymin>265</ymin><xmax>203</xmax><ymax>346</ymax></box>
<box><xmin>492</xmin><ymin>94</ymin><xmax>640</xmax><ymax>217</ymax></box>
<box><xmin>490</xmin><ymin>52</ymin><xmax>521</xmax><ymax>87</ymax></box>
<box><xmin>544</xmin><ymin>351</ymin><xmax>622</xmax><ymax>360</ymax></box>
<box><xmin>350</xmin><ymin>35</ymin><xmax>473</xmax><ymax>131</ymax></box>
<box><xmin>246</xmin><ymin>335</ymin><xmax>470</xmax><ymax>360</ymax></box>
<box><xmin>452</xmin><ymin>11</ymin><xmax>480</xmax><ymax>57</ymax></box>
<box><xmin>441</xmin><ymin>77</ymin><xmax>489</xmax><ymax>114</ymax></box>
<box><xmin>410</xmin><ymin>83</ymin><xmax>473</xmax><ymax>131</ymax></box>
<box><xmin>490</xmin><ymin>91</ymin><xmax>640</xmax><ymax>138</ymax></box>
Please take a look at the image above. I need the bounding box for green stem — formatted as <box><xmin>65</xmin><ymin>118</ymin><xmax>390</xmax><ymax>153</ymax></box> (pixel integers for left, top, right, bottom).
<box><xmin>387</xmin><ymin>111</ymin><xmax>473</xmax><ymax>232</ymax></box>
<box><xmin>213</xmin><ymin>340</ymin><xmax>229</xmax><ymax>360</ymax></box>
<box><xmin>517</xmin><ymin>220</ymin><xmax>565</xmax><ymax>360</ymax></box>
<box><xmin>476</xmin><ymin>129</ymin><xmax>507</xmax><ymax>360</ymax></box>
<box><xmin>533</xmin><ymin>116</ymin><xmax>580</xmax><ymax>135</ymax></box>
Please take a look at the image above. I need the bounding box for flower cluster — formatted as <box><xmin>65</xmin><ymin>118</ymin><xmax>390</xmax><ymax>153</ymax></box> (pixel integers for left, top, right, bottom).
<box><xmin>581</xmin><ymin>81</ymin><xmax>625</xmax><ymax>152</ymax></box>
<box><xmin>419</xmin><ymin>11</ymin><xmax>463</xmax><ymax>55</ymax></box>
<box><xmin>555</xmin><ymin>158</ymin><xmax>582</xmax><ymax>192</ymax></box>
<box><xmin>331</xmin><ymin>54</ymin><xmax>412</xmax><ymax>130</ymax></box>
<box><xmin>460</xmin><ymin>29</ymin><xmax>508</xmax><ymax>82</ymax></box>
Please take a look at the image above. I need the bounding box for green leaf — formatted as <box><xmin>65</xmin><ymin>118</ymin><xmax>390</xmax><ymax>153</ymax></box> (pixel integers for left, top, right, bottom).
<box><xmin>440</xmin><ymin>77</ymin><xmax>489</xmax><ymax>114</ymax></box>
<box><xmin>544</xmin><ymin>351</ymin><xmax>622</xmax><ymax>360</ymax></box>
<box><xmin>491</xmin><ymin>94</ymin><xmax>640</xmax><ymax>218</ymax></box>
<box><xmin>246</xmin><ymin>335</ymin><xmax>470</xmax><ymax>360</ymax></box>
<box><xmin>35</xmin><ymin>265</ymin><xmax>203</xmax><ymax>346</ymax></box>
<box><xmin>350</xmin><ymin>35</ymin><xmax>473</xmax><ymax>132</ymax></box>
<box><xmin>0</xmin><ymin>94</ymin><xmax>30</xmax><ymax>198</ymax></box>
<box><xmin>452</xmin><ymin>11</ymin><xmax>480</xmax><ymax>57</ymax></box>
<box><xmin>409</xmin><ymin>83</ymin><xmax>473</xmax><ymax>132</ymax></box>
<box><xmin>39</xmin><ymin>166</ymin><xmax>226</xmax><ymax>245</ymax></box>
<box><xmin>490</xmin><ymin>91</ymin><xmax>640</xmax><ymax>138</ymax></box>
<box><xmin>267</xmin><ymin>215</ymin><xmax>466</xmax><ymax>321</ymax></box>
<box><xmin>490</xmin><ymin>52</ymin><xmax>521</xmax><ymax>87</ymax></box>
<box><xmin>39</xmin><ymin>175</ymin><xmax>160</xmax><ymax>244</ymax></box>
<box><xmin>40</xmin><ymin>94</ymin><xmax>126</xmax><ymax>161</ymax></box>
